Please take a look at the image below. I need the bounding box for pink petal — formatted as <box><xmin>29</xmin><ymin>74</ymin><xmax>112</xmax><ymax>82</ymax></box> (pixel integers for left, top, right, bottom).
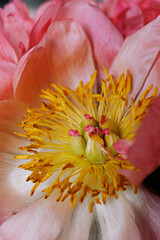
<box><xmin>4</xmin><ymin>0</ymin><xmax>30</xmax><ymax>20</ymax></box>
<box><xmin>0</xmin><ymin>100</ymin><xmax>26</xmax><ymax>134</ymax></box>
<box><xmin>4</xmin><ymin>0</ymin><xmax>34</xmax><ymax>36</ymax></box>
<box><xmin>124</xmin><ymin>187</ymin><xmax>160</xmax><ymax>239</ymax></box>
<box><xmin>46</xmin><ymin>20</ymin><xmax>95</xmax><ymax>88</ymax></box>
<box><xmin>29</xmin><ymin>0</ymin><xmax>62</xmax><ymax>48</ymax></box>
<box><xmin>110</xmin><ymin>16</ymin><xmax>160</xmax><ymax>101</ymax></box>
<box><xmin>119</xmin><ymin>96</ymin><xmax>160</xmax><ymax>186</ymax></box>
<box><xmin>56</xmin><ymin>0</ymin><xmax>123</xmax><ymax>81</ymax></box>
<box><xmin>0</xmin><ymin>195</ymin><xmax>71</xmax><ymax>240</ymax></box>
<box><xmin>113</xmin><ymin>139</ymin><xmax>133</xmax><ymax>159</ymax></box>
<box><xmin>14</xmin><ymin>20</ymin><xmax>95</xmax><ymax>106</ymax></box>
<box><xmin>0</xmin><ymin>60</ymin><xmax>16</xmax><ymax>100</ymax></box>
<box><xmin>0</xmin><ymin>33</ymin><xmax>17</xmax><ymax>63</ymax></box>
<box><xmin>0</xmin><ymin>9</ymin><xmax>29</xmax><ymax>59</ymax></box>
<box><xmin>13</xmin><ymin>45</ymin><xmax>53</xmax><ymax>106</ymax></box>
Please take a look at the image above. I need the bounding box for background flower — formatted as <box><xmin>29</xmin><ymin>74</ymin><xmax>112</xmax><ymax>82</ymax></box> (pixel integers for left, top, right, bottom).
<box><xmin>0</xmin><ymin>0</ymin><xmax>34</xmax><ymax>100</ymax></box>
<box><xmin>101</xmin><ymin>0</ymin><xmax>160</xmax><ymax>37</ymax></box>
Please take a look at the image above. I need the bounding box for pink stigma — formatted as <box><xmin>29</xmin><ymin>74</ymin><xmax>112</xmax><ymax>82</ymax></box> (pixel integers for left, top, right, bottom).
<box><xmin>68</xmin><ymin>129</ymin><xmax>80</xmax><ymax>137</ymax></box>
<box><xmin>84</xmin><ymin>125</ymin><xmax>95</xmax><ymax>132</ymax></box>
<box><xmin>84</xmin><ymin>114</ymin><xmax>93</xmax><ymax>120</ymax></box>
<box><xmin>102</xmin><ymin>128</ymin><xmax>110</xmax><ymax>135</ymax></box>
<box><xmin>100</xmin><ymin>115</ymin><xmax>106</xmax><ymax>125</ymax></box>
<box><xmin>89</xmin><ymin>131</ymin><xmax>95</xmax><ymax>136</ymax></box>
<box><xmin>95</xmin><ymin>127</ymin><xmax>101</xmax><ymax>135</ymax></box>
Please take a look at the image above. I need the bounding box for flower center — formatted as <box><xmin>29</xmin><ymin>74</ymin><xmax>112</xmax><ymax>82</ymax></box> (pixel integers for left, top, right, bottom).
<box><xmin>15</xmin><ymin>68</ymin><xmax>157</xmax><ymax>212</ymax></box>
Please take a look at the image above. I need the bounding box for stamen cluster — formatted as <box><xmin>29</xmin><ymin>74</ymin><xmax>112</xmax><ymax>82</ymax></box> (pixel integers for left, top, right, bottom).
<box><xmin>15</xmin><ymin>68</ymin><xmax>157</xmax><ymax>212</ymax></box>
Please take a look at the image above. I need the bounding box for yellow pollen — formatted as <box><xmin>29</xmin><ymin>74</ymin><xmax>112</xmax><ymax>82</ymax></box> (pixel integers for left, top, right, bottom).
<box><xmin>15</xmin><ymin>68</ymin><xmax>157</xmax><ymax>213</ymax></box>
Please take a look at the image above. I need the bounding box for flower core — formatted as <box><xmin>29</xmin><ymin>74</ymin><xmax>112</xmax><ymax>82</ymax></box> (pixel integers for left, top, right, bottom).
<box><xmin>15</xmin><ymin>68</ymin><xmax>157</xmax><ymax>212</ymax></box>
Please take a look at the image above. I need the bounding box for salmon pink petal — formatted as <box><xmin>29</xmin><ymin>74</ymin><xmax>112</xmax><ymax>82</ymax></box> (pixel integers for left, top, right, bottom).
<box><xmin>13</xmin><ymin>45</ymin><xmax>53</xmax><ymax>106</ymax></box>
<box><xmin>30</xmin><ymin>0</ymin><xmax>62</xmax><ymax>48</ymax></box>
<box><xmin>0</xmin><ymin>33</ymin><xmax>17</xmax><ymax>63</ymax></box>
<box><xmin>0</xmin><ymin>60</ymin><xmax>16</xmax><ymax>100</ymax></box>
<box><xmin>46</xmin><ymin>20</ymin><xmax>95</xmax><ymax>89</ymax></box>
<box><xmin>0</xmin><ymin>100</ymin><xmax>26</xmax><ymax>134</ymax></box>
<box><xmin>0</xmin><ymin>195</ymin><xmax>70</xmax><ymax>240</ymax></box>
<box><xmin>111</xmin><ymin>16</ymin><xmax>160</xmax><ymax>101</ymax></box>
<box><xmin>56</xmin><ymin>0</ymin><xmax>123</xmax><ymax>81</ymax></box>
<box><xmin>119</xmin><ymin>96</ymin><xmax>160</xmax><ymax>186</ymax></box>
<box><xmin>14</xmin><ymin>20</ymin><xmax>95</xmax><ymax>106</ymax></box>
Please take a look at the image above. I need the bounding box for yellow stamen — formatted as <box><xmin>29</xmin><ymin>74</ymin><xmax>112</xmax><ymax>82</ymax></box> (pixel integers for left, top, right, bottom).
<box><xmin>15</xmin><ymin>68</ymin><xmax>157</xmax><ymax>212</ymax></box>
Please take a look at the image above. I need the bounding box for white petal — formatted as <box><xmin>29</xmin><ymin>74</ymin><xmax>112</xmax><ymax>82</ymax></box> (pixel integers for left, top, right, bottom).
<box><xmin>56</xmin><ymin>197</ymin><xmax>93</xmax><ymax>240</ymax></box>
<box><xmin>96</xmin><ymin>193</ymin><xmax>141</xmax><ymax>240</ymax></box>
<box><xmin>0</xmin><ymin>195</ymin><xmax>70</xmax><ymax>240</ymax></box>
<box><xmin>0</xmin><ymin>152</ymin><xmax>59</xmax><ymax>216</ymax></box>
<box><xmin>124</xmin><ymin>187</ymin><xmax>160</xmax><ymax>239</ymax></box>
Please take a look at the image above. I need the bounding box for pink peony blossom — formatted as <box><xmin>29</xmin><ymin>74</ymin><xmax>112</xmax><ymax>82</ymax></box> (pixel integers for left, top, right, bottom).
<box><xmin>101</xmin><ymin>0</ymin><xmax>160</xmax><ymax>37</ymax></box>
<box><xmin>0</xmin><ymin>1</ymin><xmax>160</xmax><ymax>239</ymax></box>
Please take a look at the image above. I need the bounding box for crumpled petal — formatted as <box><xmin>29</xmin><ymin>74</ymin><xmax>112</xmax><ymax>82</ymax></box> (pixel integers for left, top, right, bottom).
<box><xmin>0</xmin><ymin>195</ymin><xmax>71</xmax><ymax>240</ymax></box>
<box><xmin>14</xmin><ymin>20</ymin><xmax>95</xmax><ymax>106</ymax></box>
<box><xmin>56</xmin><ymin>0</ymin><xmax>123</xmax><ymax>82</ymax></box>
<box><xmin>111</xmin><ymin>16</ymin><xmax>160</xmax><ymax>102</ymax></box>
<box><xmin>118</xmin><ymin>96</ymin><xmax>160</xmax><ymax>186</ymax></box>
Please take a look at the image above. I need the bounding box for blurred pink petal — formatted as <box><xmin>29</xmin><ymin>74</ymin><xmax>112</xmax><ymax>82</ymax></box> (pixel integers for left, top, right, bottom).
<box><xmin>102</xmin><ymin>0</ymin><xmax>160</xmax><ymax>37</ymax></box>
<box><xmin>0</xmin><ymin>9</ymin><xmax>29</xmax><ymax>59</ymax></box>
<box><xmin>4</xmin><ymin>0</ymin><xmax>34</xmax><ymax>34</ymax></box>
<box><xmin>119</xmin><ymin>96</ymin><xmax>160</xmax><ymax>186</ymax></box>
<box><xmin>113</xmin><ymin>139</ymin><xmax>133</xmax><ymax>159</ymax></box>
<box><xmin>14</xmin><ymin>20</ymin><xmax>95</xmax><ymax>106</ymax></box>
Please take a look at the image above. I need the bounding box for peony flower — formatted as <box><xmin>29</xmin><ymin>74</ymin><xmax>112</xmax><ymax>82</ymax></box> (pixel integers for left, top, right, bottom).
<box><xmin>0</xmin><ymin>0</ymin><xmax>34</xmax><ymax>100</ymax></box>
<box><xmin>101</xmin><ymin>0</ymin><xmax>160</xmax><ymax>37</ymax></box>
<box><xmin>0</xmin><ymin>1</ymin><xmax>160</xmax><ymax>239</ymax></box>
